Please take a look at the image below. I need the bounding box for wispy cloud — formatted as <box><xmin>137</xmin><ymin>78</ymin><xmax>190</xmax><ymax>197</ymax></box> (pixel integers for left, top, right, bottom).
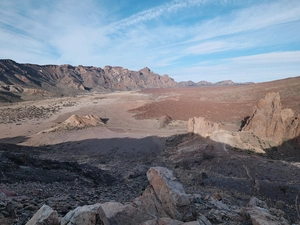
<box><xmin>0</xmin><ymin>0</ymin><xmax>299</xmax><ymax>82</ymax></box>
<box><xmin>170</xmin><ymin>51</ymin><xmax>300</xmax><ymax>82</ymax></box>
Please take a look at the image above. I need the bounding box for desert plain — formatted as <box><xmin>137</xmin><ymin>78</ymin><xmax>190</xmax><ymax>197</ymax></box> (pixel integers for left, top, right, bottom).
<box><xmin>1</xmin><ymin>76</ymin><xmax>300</xmax><ymax>224</ymax></box>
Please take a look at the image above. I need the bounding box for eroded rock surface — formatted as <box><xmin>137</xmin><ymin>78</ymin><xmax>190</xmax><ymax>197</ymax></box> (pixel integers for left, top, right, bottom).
<box><xmin>134</xmin><ymin>167</ymin><xmax>191</xmax><ymax>221</ymax></box>
<box><xmin>188</xmin><ymin>117</ymin><xmax>222</xmax><ymax>137</ymax></box>
<box><xmin>242</xmin><ymin>92</ymin><xmax>300</xmax><ymax>144</ymax></box>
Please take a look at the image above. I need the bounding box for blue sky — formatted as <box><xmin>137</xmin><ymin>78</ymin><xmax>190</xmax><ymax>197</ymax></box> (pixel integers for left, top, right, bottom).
<box><xmin>0</xmin><ymin>0</ymin><xmax>300</xmax><ymax>83</ymax></box>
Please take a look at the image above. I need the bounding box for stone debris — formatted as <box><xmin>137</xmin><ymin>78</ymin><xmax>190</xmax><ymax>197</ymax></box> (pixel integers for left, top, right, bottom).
<box><xmin>22</xmin><ymin>167</ymin><xmax>292</xmax><ymax>225</ymax></box>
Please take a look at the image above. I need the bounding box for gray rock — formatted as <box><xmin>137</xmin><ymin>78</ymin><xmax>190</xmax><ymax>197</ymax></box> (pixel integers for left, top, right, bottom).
<box><xmin>101</xmin><ymin>201</ymin><xmax>154</xmax><ymax>225</ymax></box>
<box><xmin>60</xmin><ymin>203</ymin><xmax>108</xmax><ymax>225</ymax></box>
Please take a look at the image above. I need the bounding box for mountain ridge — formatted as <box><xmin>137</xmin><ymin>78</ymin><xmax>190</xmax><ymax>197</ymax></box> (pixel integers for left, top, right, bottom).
<box><xmin>0</xmin><ymin>59</ymin><xmax>178</xmax><ymax>102</ymax></box>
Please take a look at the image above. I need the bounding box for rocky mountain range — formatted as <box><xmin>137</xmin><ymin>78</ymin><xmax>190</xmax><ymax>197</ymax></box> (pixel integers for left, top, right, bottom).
<box><xmin>0</xmin><ymin>59</ymin><xmax>252</xmax><ymax>102</ymax></box>
<box><xmin>0</xmin><ymin>59</ymin><xmax>177</xmax><ymax>102</ymax></box>
<box><xmin>178</xmin><ymin>80</ymin><xmax>254</xmax><ymax>87</ymax></box>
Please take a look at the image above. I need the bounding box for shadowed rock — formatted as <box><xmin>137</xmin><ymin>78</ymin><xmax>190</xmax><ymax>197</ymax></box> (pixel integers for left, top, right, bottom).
<box><xmin>61</xmin><ymin>204</ymin><xmax>109</xmax><ymax>225</ymax></box>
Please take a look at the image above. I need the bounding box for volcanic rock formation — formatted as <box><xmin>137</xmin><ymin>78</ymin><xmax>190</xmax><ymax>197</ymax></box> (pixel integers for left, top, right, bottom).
<box><xmin>40</xmin><ymin>115</ymin><xmax>106</xmax><ymax>133</ymax></box>
<box><xmin>188</xmin><ymin>117</ymin><xmax>222</xmax><ymax>137</ymax></box>
<box><xmin>242</xmin><ymin>92</ymin><xmax>300</xmax><ymax>144</ymax></box>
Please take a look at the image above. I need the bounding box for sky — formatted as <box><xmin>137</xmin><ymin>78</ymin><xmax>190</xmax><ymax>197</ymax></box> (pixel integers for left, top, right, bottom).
<box><xmin>0</xmin><ymin>0</ymin><xmax>300</xmax><ymax>83</ymax></box>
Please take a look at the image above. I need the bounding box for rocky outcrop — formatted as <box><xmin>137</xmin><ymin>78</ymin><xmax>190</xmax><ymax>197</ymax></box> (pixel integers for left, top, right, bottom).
<box><xmin>40</xmin><ymin>114</ymin><xmax>106</xmax><ymax>133</ymax></box>
<box><xmin>24</xmin><ymin>166</ymin><xmax>291</xmax><ymax>225</ymax></box>
<box><xmin>242</xmin><ymin>92</ymin><xmax>300</xmax><ymax>143</ymax></box>
<box><xmin>134</xmin><ymin>167</ymin><xmax>191</xmax><ymax>221</ymax></box>
<box><xmin>158</xmin><ymin>115</ymin><xmax>172</xmax><ymax>128</ymax></box>
<box><xmin>188</xmin><ymin>117</ymin><xmax>222</xmax><ymax>137</ymax></box>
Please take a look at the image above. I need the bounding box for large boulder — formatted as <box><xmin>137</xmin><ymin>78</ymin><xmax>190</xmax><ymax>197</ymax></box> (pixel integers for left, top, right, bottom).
<box><xmin>188</xmin><ymin>117</ymin><xmax>222</xmax><ymax>137</ymax></box>
<box><xmin>134</xmin><ymin>167</ymin><xmax>191</xmax><ymax>221</ymax></box>
<box><xmin>25</xmin><ymin>205</ymin><xmax>59</xmax><ymax>225</ymax></box>
<box><xmin>242</xmin><ymin>92</ymin><xmax>300</xmax><ymax>144</ymax></box>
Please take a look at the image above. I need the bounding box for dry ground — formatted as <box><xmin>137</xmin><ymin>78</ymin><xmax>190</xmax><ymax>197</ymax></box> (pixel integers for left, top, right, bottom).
<box><xmin>132</xmin><ymin>77</ymin><xmax>300</xmax><ymax>130</ymax></box>
<box><xmin>1</xmin><ymin>77</ymin><xmax>300</xmax><ymax>224</ymax></box>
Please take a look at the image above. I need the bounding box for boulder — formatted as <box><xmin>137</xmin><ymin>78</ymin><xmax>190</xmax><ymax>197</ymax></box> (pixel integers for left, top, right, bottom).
<box><xmin>158</xmin><ymin>115</ymin><xmax>172</xmax><ymax>128</ymax></box>
<box><xmin>100</xmin><ymin>202</ymin><xmax>154</xmax><ymax>225</ymax></box>
<box><xmin>188</xmin><ymin>117</ymin><xmax>222</xmax><ymax>137</ymax></box>
<box><xmin>60</xmin><ymin>203</ymin><xmax>108</xmax><ymax>225</ymax></box>
<box><xmin>242</xmin><ymin>92</ymin><xmax>300</xmax><ymax>143</ymax></box>
<box><xmin>243</xmin><ymin>197</ymin><xmax>289</xmax><ymax>225</ymax></box>
<box><xmin>25</xmin><ymin>205</ymin><xmax>59</xmax><ymax>225</ymax></box>
<box><xmin>134</xmin><ymin>167</ymin><xmax>191</xmax><ymax>221</ymax></box>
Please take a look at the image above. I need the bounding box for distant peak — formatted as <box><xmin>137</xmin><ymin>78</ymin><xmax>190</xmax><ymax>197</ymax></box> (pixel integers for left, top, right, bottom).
<box><xmin>140</xmin><ymin>67</ymin><xmax>151</xmax><ymax>74</ymax></box>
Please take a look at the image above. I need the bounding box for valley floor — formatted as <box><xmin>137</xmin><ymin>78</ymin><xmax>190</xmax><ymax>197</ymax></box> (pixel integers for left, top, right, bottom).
<box><xmin>0</xmin><ymin>87</ymin><xmax>300</xmax><ymax>224</ymax></box>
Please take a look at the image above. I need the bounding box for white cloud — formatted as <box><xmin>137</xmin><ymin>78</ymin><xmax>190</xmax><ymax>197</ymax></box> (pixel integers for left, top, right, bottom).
<box><xmin>170</xmin><ymin>51</ymin><xmax>300</xmax><ymax>82</ymax></box>
<box><xmin>0</xmin><ymin>0</ymin><xmax>299</xmax><ymax>83</ymax></box>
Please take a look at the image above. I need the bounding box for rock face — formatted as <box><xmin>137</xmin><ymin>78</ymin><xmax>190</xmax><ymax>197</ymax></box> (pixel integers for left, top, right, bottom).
<box><xmin>134</xmin><ymin>167</ymin><xmax>191</xmax><ymax>221</ymax></box>
<box><xmin>40</xmin><ymin>114</ymin><xmax>106</xmax><ymax>133</ymax></box>
<box><xmin>188</xmin><ymin>117</ymin><xmax>222</xmax><ymax>137</ymax></box>
<box><xmin>242</xmin><ymin>92</ymin><xmax>300</xmax><ymax>143</ymax></box>
<box><xmin>0</xmin><ymin>59</ymin><xmax>177</xmax><ymax>101</ymax></box>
